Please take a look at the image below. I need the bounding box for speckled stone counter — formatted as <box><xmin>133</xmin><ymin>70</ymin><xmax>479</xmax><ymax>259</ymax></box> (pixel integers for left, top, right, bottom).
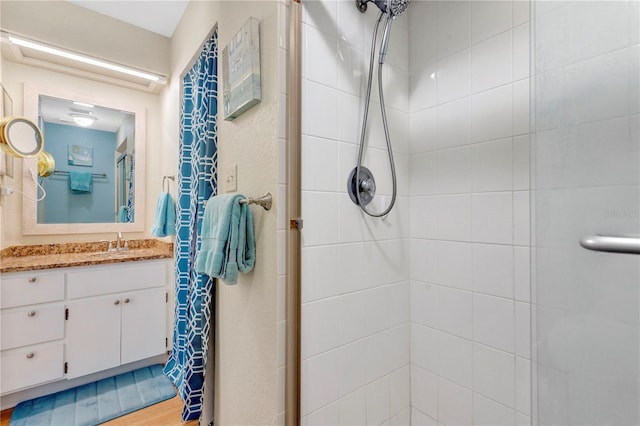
<box><xmin>0</xmin><ymin>240</ymin><xmax>173</xmax><ymax>273</ymax></box>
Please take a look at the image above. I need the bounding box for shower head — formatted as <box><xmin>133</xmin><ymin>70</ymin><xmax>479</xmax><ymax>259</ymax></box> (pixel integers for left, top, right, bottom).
<box><xmin>374</xmin><ymin>0</ymin><xmax>410</xmax><ymax>17</ymax></box>
<box><xmin>356</xmin><ymin>0</ymin><xmax>410</xmax><ymax>18</ymax></box>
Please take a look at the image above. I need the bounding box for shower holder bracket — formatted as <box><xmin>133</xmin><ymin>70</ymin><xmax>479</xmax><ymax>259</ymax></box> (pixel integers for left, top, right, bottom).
<box><xmin>355</xmin><ymin>0</ymin><xmax>368</xmax><ymax>13</ymax></box>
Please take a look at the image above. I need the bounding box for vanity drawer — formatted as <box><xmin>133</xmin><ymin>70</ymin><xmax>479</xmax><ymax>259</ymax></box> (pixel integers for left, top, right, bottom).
<box><xmin>67</xmin><ymin>261</ymin><xmax>167</xmax><ymax>299</ymax></box>
<box><xmin>1</xmin><ymin>343</ymin><xmax>64</xmax><ymax>394</ymax></box>
<box><xmin>1</xmin><ymin>272</ymin><xmax>65</xmax><ymax>309</ymax></box>
<box><xmin>1</xmin><ymin>304</ymin><xmax>65</xmax><ymax>350</ymax></box>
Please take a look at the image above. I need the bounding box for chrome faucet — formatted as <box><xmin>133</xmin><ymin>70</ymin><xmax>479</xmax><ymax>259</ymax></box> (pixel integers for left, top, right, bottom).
<box><xmin>114</xmin><ymin>232</ymin><xmax>128</xmax><ymax>252</ymax></box>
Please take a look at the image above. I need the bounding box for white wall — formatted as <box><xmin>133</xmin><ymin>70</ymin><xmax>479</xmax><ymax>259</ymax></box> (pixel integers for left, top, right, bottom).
<box><xmin>300</xmin><ymin>1</ymin><xmax>412</xmax><ymax>424</ymax></box>
<box><xmin>166</xmin><ymin>1</ymin><xmax>284</xmax><ymax>425</ymax></box>
<box><xmin>0</xmin><ymin>1</ymin><xmax>170</xmax><ymax>77</ymax></box>
<box><xmin>408</xmin><ymin>1</ymin><xmax>531</xmax><ymax>424</ymax></box>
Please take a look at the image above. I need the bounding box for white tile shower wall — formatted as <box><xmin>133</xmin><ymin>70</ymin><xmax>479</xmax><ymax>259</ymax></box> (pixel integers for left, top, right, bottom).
<box><xmin>409</xmin><ymin>1</ymin><xmax>532</xmax><ymax>425</ymax></box>
<box><xmin>302</xmin><ymin>1</ymin><xmax>532</xmax><ymax>424</ymax></box>
<box><xmin>301</xmin><ymin>1</ymin><xmax>411</xmax><ymax>424</ymax></box>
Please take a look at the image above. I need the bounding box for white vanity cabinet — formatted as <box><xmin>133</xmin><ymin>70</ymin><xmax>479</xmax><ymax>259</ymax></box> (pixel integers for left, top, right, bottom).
<box><xmin>0</xmin><ymin>259</ymin><xmax>170</xmax><ymax>395</ymax></box>
<box><xmin>65</xmin><ymin>261</ymin><xmax>168</xmax><ymax>379</ymax></box>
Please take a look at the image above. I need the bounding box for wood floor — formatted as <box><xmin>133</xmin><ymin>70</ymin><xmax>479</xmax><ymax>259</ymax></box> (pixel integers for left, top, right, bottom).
<box><xmin>0</xmin><ymin>394</ymin><xmax>199</xmax><ymax>426</ymax></box>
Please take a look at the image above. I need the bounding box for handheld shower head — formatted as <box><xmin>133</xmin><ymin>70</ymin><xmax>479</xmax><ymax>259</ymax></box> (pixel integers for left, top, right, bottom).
<box><xmin>373</xmin><ymin>0</ymin><xmax>410</xmax><ymax>17</ymax></box>
<box><xmin>375</xmin><ymin>0</ymin><xmax>409</xmax><ymax>64</ymax></box>
<box><xmin>356</xmin><ymin>0</ymin><xmax>410</xmax><ymax>18</ymax></box>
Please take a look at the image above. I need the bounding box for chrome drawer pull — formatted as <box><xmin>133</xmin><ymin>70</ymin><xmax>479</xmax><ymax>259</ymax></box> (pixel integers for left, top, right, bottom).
<box><xmin>26</xmin><ymin>352</ymin><xmax>35</xmax><ymax>359</ymax></box>
<box><xmin>27</xmin><ymin>311</ymin><xmax>36</xmax><ymax>317</ymax></box>
<box><xmin>28</xmin><ymin>277</ymin><xmax>37</xmax><ymax>283</ymax></box>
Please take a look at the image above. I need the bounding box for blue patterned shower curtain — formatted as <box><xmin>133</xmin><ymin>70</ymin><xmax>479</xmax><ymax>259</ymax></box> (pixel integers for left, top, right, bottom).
<box><xmin>125</xmin><ymin>155</ymin><xmax>135</xmax><ymax>222</ymax></box>
<box><xmin>164</xmin><ymin>31</ymin><xmax>218</xmax><ymax>422</ymax></box>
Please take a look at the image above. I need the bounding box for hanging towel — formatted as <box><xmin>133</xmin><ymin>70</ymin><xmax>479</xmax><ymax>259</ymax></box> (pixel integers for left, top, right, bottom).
<box><xmin>150</xmin><ymin>192</ymin><xmax>176</xmax><ymax>237</ymax></box>
<box><xmin>195</xmin><ymin>193</ymin><xmax>255</xmax><ymax>284</ymax></box>
<box><xmin>69</xmin><ymin>171</ymin><xmax>92</xmax><ymax>193</ymax></box>
<box><xmin>117</xmin><ymin>206</ymin><xmax>129</xmax><ymax>223</ymax></box>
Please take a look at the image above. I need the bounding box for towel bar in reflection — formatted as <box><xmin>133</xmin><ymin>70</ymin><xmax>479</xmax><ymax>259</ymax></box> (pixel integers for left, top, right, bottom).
<box><xmin>203</xmin><ymin>192</ymin><xmax>272</xmax><ymax>210</ymax></box>
<box><xmin>53</xmin><ymin>170</ymin><xmax>107</xmax><ymax>178</ymax></box>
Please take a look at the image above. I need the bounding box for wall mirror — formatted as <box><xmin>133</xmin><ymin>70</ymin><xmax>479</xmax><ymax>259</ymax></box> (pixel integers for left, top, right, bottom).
<box><xmin>22</xmin><ymin>84</ymin><xmax>146</xmax><ymax>235</ymax></box>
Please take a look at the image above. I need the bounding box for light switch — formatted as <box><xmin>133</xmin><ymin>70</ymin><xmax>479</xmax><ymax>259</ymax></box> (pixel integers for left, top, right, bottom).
<box><xmin>225</xmin><ymin>164</ymin><xmax>237</xmax><ymax>192</ymax></box>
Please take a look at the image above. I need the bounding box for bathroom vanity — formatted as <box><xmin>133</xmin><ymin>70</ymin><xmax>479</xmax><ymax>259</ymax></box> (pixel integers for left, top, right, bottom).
<box><xmin>0</xmin><ymin>240</ymin><xmax>172</xmax><ymax>406</ymax></box>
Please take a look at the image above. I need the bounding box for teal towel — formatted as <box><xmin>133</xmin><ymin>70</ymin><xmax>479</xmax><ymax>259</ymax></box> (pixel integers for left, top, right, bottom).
<box><xmin>69</xmin><ymin>171</ymin><xmax>92</xmax><ymax>193</ymax></box>
<box><xmin>150</xmin><ymin>192</ymin><xmax>176</xmax><ymax>237</ymax></box>
<box><xmin>117</xmin><ymin>206</ymin><xmax>128</xmax><ymax>223</ymax></box>
<box><xmin>195</xmin><ymin>193</ymin><xmax>255</xmax><ymax>284</ymax></box>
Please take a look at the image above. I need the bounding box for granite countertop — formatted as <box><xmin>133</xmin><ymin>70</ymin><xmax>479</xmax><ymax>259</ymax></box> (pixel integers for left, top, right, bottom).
<box><xmin>0</xmin><ymin>239</ymin><xmax>173</xmax><ymax>273</ymax></box>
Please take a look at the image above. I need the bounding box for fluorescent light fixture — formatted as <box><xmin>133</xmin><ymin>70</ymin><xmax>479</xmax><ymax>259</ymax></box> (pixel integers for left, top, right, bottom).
<box><xmin>9</xmin><ymin>36</ymin><xmax>162</xmax><ymax>82</ymax></box>
<box><xmin>73</xmin><ymin>101</ymin><xmax>95</xmax><ymax>108</ymax></box>
<box><xmin>70</xmin><ymin>113</ymin><xmax>97</xmax><ymax>127</ymax></box>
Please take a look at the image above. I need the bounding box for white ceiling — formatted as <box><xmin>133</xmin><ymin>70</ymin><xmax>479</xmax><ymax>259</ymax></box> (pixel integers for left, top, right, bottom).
<box><xmin>66</xmin><ymin>0</ymin><xmax>189</xmax><ymax>38</ymax></box>
<box><xmin>35</xmin><ymin>1</ymin><xmax>189</xmax><ymax>130</ymax></box>
<box><xmin>40</xmin><ymin>95</ymin><xmax>133</xmax><ymax>133</ymax></box>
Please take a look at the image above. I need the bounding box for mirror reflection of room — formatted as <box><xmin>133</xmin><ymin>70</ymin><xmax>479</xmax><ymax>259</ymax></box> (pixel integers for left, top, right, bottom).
<box><xmin>37</xmin><ymin>95</ymin><xmax>135</xmax><ymax>224</ymax></box>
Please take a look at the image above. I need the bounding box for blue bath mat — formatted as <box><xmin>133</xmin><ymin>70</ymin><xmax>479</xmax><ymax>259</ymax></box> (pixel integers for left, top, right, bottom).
<box><xmin>10</xmin><ymin>364</ymin><xmax>176</xmax><ymax>426</ymax></box>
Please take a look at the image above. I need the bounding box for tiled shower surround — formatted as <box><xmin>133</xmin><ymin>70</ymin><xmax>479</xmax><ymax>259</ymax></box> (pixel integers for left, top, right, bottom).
<box><xmin>301</xmin><ymin>1</ymin><xmax>531</xmax><ymax>425</ymax></box>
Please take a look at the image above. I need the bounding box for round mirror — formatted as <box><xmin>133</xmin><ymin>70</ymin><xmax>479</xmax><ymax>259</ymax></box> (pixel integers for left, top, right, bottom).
<box><xmin>0</xmin><ymin>116</ymin><xmax>44</xmax><ymax>157</ymax></box>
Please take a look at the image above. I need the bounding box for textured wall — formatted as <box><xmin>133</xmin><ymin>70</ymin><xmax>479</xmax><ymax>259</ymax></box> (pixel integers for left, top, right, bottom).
<box><xmin>168</xmin><ymin>1</ymin><xmax>281</xmax><ymax>424</ymax></box>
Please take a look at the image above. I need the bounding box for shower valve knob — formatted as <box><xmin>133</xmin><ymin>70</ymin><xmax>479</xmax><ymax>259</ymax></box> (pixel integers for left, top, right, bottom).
<box><xmin>348</xmin><ymin>166</ymin><xmax>376</xmax><ymax>207</ymax></box>
<box><xmin>361</xmin><ymin>179</ymin><xmax>376</xmax><ymax>194</ymax></box>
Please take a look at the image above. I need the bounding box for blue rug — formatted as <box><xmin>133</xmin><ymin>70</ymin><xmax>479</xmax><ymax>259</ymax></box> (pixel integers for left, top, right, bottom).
<box><xmin>10</xmin><ymin>364</ymin><xmax>176</xmax><ymax>426</ymax></box>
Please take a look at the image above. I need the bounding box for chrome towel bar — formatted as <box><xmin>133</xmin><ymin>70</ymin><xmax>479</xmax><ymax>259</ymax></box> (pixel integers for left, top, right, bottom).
<box><xmin>203</xmin><ymin>192</ymin><xmax>273</xmax><ymax>210</ymax></box>
<box><xmin>240</xmin><ymin>192</ymin><xmax>272</xmax><ymax>210</ymax></box>
<box><xmin>579</xmin><ymin>234</ymin><xmax>640</xmax><ymax>255</ymax></box>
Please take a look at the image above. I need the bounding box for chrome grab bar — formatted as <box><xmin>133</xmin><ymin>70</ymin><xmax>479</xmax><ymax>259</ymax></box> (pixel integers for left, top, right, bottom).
<box><xmin>579</xmin><ymin>235</ymin><xmax>640</xmax><ymax>254</ymax></box>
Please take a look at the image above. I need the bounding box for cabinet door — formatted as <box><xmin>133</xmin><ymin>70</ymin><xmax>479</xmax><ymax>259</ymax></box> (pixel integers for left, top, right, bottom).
<box><xmin>121</xmin><ymin>288</ymin><xmax>167</xmax><ymax>364</ymax></box>
<box><xmin>66</xmin><ymin>295</ymin><xmax>121</xmax><ymax>379</ymax></box>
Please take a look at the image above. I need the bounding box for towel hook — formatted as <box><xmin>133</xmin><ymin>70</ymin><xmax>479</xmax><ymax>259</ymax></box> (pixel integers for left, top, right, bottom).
<box><xmin>163</xmin><ymin>175</ymin><xmax>175</xmax><ymax>193</ymax></box>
